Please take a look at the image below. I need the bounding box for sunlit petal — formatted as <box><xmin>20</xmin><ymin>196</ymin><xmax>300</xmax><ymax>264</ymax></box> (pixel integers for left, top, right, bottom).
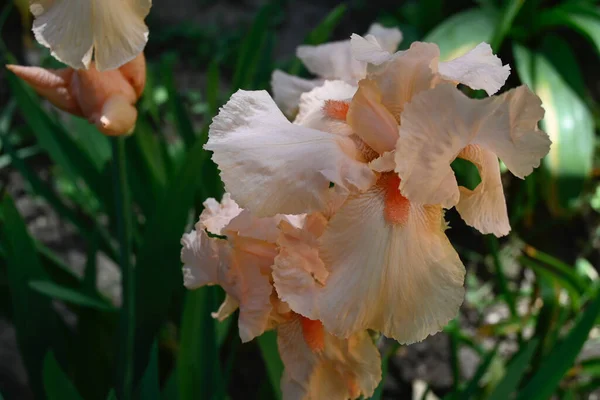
<box><xmin>181</xmin><ymin>227</ymin><xmax>275</xmax><ymax>342</ymax></box>
<box><xmin>438</xmin><ymin>43</ymin><xmax>510</xmax><ymax>95</ymax></box>
<box><xmin>395</xmin><ymin>83</ymin><xmax>549</xmax><ymax>207</ymax></box>
<box><xmin>295</xmin><ymin>80</ymin><xmax>356</xmax><ymax>135</ymax></box>
<box><xmin>347</xmin><ymin>79</ymin><xmax>399</xmax><ymax>154</ymax></box>
<box><xmin>276</xmin><ymin>182</ymin><xmax>465</xmax><ymax>343</ymax></box>
<box><xmin>200</xmin><ymin>193</ymin><xmax>243</xmax><ymax>236</ymax></box>
<box><xmin>456</xmin><ymin>145</ymin><xmax>510</xmax><ymax>237</ymax></box>
<box><xmin>278</xmin><ymin>316</ymin><xmax>381</xmax><ymax>400</ymax></box>
<box><xmin>367</xmin><ymin>42</ymin><xmax>440</xmax><ymax>122</ymax></box>
<box><xmin>272</xmin><ymin>70</ymin><xmax>323</xmax><ymax>117</ymax></box>
<box><xmin>206</xmin><ymin>90</ymin><xmax>376</xmax><ymax>217</ymax></box>
<box><xmin>31</xmin><ymin>0</ymin><xmax>94</xmax><ymax>69</ymax></box>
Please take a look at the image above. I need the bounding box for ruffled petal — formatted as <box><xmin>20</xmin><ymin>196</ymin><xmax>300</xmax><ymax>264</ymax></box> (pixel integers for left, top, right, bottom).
<box><xmin>273</xmin><ymin>214</ymin><xmax>330</xmax><ymax>316</ymax></box>
<box><xmin>181</xmin><ymin>228</ymin><xmax>275</xmax><ymax>342</ymax></box>
<box><xmin>200</xmin><ymin>193</ymin><xmax>243</xmax><ymax>235</ymax></box>
<box><xmin>456</xmin><ymin>145</ymin><xmax>510</xmax><ymax>237</ymax></box>
<box><xmin>278</xmin><ymin>316</ymin><xmax>381</xmax><ymax>400</ymax></box>
<box><xmin>271</xmin><ymin>70</ymin><xmax>322</xmax><ymax>117</ymax></box>
<box><xmin>206</xmin><ymin>90</ymin><xmax>376</xmax><ymax>217</ymax></box>
<box><xmin>438</xmin><ymin>43</ymin><xmax>510</xmax><ymax>95</ymax></box>
<box><xmin>395</xmin><ymin>84</ymin><xmax>549</xmax><ymax>207</ymax></box>
<box><xmin>365</xmin><ymin>23</ymin><xmax>403</xmax><ymax>54</ymax></box>
<box><xmin>367</xmin><ymin>42</ymin><xmax>440</xmax><ymax>122</ymax></box>
<box><xmin>278</xmin><ymin>184</ymin><xmax>465</xmax><ymax>343</ymax></box>
<box><xmin>350</xmin><ymin>34</ymin><xmax>392</xmax><ymax>66</ymax></box>
<box><xmin>474</xmin><ymin>86</ymin><xmax>550</xmax><ymax>179</ymax></box>
<box><xmin>347</xmin><ymin>79</ymin><xmax>399</xmax><ymax>154</ymax></box>
<box><xmin>92</xmin><ymin>0</ymin><xmax>151</xmax><ymax>71</ymax></box>
<box><xmin>297</xmin><ymin>39</ymin><xmax>364</xmax><ymax>83</ymax></box>
<box><xmin>31</xmin><ymin>0</ymin><xmax>94</xmax><ymax>69</ymax></box>
<box><xmin>295</xmin><ymin>80</ymin><xmax>357</xmax><ymax>136</ymax></box>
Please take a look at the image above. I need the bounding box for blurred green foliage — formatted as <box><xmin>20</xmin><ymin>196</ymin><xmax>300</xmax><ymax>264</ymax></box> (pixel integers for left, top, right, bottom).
<box><xmin>1</xmin><ymin>0</ymin><xmax>600</xmax><ymax>399</ymax></box>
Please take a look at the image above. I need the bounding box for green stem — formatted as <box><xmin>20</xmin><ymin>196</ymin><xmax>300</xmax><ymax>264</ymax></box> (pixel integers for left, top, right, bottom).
<box><xmin>112</xmin><ymin>137</ymin><xmax>134</xmax><ymax>400</ymax></box>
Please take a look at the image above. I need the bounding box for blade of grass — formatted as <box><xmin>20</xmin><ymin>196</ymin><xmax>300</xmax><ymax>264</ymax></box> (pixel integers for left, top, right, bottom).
<box><xmin>517</xmin><ymin>286</ymin><xmax>600</xmax><ymax>400</ymax></box>
<box><xmin>0</xmin><ymin>195</ymin><xmax>57</xmax><ymax>398</ymax></box>
<box><xmin>458</xmin><ymin>345</ymin><xmax>499</xmax><ymax>399</ymax></box>
<box><xmin>371</xmin><ymin>342</ymin><xmax>402</xmax><ymax>400</ymax></box>
<box><xmin>112</xmin><ymin>137</ymin><xmax>135</xmax><ymax>400</ymax></box>
<box><xmin>137</xmin><ymin>341</ymin><xmax>160</xmax><ymax>400</ymax></box>
<box><xmin>0</xmin><ymin>101</ymin><xmax>118</xmax><ymax>261</ymax></box>
<box><xmin>29</xmin><ymin>280</ymin><xmax>115</xmax><ymax>311</ymax></box>
<box><xmin>178</xmin><ymin>287</ymin><xmax>225</xmax><ymax>400</ymax></box>
<box><xmin>161</xmin><ymin>56</ymin><xmax>196</xmax><ymax>149</ymax></box>
<box><xmin>490</xmin><ymin>0</ymin><xmax>525</xmax><ymax>51</ymax></box>
<box><xmin>43</xmin><ymin>351</ymin><xmax>84</xmax><ymax>400</ymax></box>
<box><xmin>486</xmin><ymin>236</ymin><xmax>517</xmax><ymax>318</ymax></box>
<box><xmin>232</xmin><ymin>3</ymin><xmax>277</xmax><ymax>89</ymax></box>
<box><xmin>258</xmin><ymin>329</ymin><xmax>284</xmax><ymax>400</ymax></box>
<box><xmin>488</xmin><ymin>338</ymin><xmax>539</xmax><ymax>400</ymax></box>
<box><xmin>287</xmin><ymin>4</ymin><xmax>347</xmax><ymax>75</ymax></box>
<box><xmin>133</xmin><ymin>138</ymin><xmax>213</xmax><ymax>382</ymax></box>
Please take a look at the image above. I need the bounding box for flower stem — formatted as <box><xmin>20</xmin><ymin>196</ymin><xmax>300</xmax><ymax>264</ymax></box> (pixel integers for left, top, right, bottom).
<box><xmin>112</xmin><ymin>137</ymin><xmax>134</xmax><ymax>400</ymax></box>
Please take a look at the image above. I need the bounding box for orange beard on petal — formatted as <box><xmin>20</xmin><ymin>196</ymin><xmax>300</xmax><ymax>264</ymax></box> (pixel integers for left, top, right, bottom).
<box><xmin>379</xmin><ymin>173</ymin><xmax>410</xmax><ymax>225</ymax></box>
<box><xmin>300</xmin><ymin>316</ymin><xmax>325</xmax><ymax>353</ymax></box>
<box><xmin>323</xmin><ymin>100</ymin><xmax>350</xmax><ymax>121</ymax></box>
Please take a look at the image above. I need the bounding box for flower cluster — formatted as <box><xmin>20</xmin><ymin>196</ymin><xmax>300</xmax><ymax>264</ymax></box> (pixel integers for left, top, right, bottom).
<box><xmin>7</xmin><ymin>0</ymin><xmax>152</xmax><ymax>136</ymax></box>
<box><xmin>182</xmin><ymin>26</ymin><xmax>551</xmax><ymax>399</ymax></box>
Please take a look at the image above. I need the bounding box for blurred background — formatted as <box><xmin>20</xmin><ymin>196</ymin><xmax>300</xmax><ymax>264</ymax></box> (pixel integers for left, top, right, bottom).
<box><xmin>0</xmin><ymin>0</ymin><xmax>599</xmax><ymax>399</ymax></box>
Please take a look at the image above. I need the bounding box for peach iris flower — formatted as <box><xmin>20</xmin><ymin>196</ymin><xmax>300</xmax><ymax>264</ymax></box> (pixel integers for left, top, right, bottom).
<box><xmin>7</xmin><ymin>54</ymin><xmax>146</xmax><ymax>136</ymax></box>
<box><xmin>30</xmin><ymin>0</ymin><xmax>152</xmax><ymax>71</ymax></box>
<box><xmin>271</xmin><ymin>23</ymin><xmax>402</xmax><ymax>117</ymax></box>
<box><xmin>181</xmin><ymin>195</ymin><xmax>381</xmax><ymax>399</ymax></box>
<box><xmin>205</xmin><ymin>36</ymin><xmax>550</xmax><ymax>344</ymax></box>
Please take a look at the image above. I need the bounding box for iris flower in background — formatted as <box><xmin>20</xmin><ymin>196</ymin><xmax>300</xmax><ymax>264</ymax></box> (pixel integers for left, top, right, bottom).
<box><xmin>7</xmin><ymin>54</ymin><xmax>146</xmax><ymax>136</ymax></box>
<box><xmin>181</xmin><ymin>195</ymin><xmax>382</xmax><ymax>400</ymax></box>
<box><xmin>30</xmin><ymin>0</ymin><xmax>152</xmax><ymax>71</ymax></box>
<box><xmin>204</xmin><ymin>33</ymin><xmax>550</xmax><ymax>345</ymax></box>
<box><xmin>271</xmin><ymin>23</ymin><xmax>402</xmax><ymax>117</ymax></box>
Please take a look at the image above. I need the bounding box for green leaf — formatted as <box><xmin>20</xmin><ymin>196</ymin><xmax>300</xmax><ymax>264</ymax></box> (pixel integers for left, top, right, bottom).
<box><xmin>137</xmin><ymin>341</ymin><xmax>161</xmax><ymax>400</ymax></box>
<box><xmin>161</xmin><ymin>56</ymin><xmax>196</xmax><ymax>149</ymax></box>
<box><xmin>424</xmin><ymin>8</ymin><xmax>498</xmax><ymax>61</ymax></box>
<box><xmin>6</xmin><ymin>72</ymin><xmax>112</xmax><ymax>211</ymax></box>
<box><xmin>258</xmin><ymin>330</ymin><xmax>284</xmax><ymax>400</ymax></box>
<box><xmin>178</xmin><ymin>287</ymin><xmax>225</xmax><ymax>400</ymax></box>
<box><xmin>537</xmin><ymin>6</ymin><xmax>600</xmax><ymax>53</ymax></box>
<box><xmin>488</xmin><ymin>339</ymin><xmax>539</xmax><ymax>400</ymax></box>
<box><xmin>161</xmin><ymin>370</ymin><xmax>179</xmax><ymax>400</ymax></box>
<box><xmin>0</xmin><ymin>101</ymin><xmax>117</xmax><ymax>261</ymax></box>
<box><xmin>370</xmin><ymin>342</ymin><xmax>401</xmax><ymax>400</ymax></box>
<box><xmin>0</xmin><ymin>194</ymin><xmax>57</xmax><ymax>398</ymax></box>
<box><xmin>459</xmin><ymin>345</ymin><xmax>499</xmax><ymax>399</ymax></box>
<box><xmin>513</xmin><ymin>43</ymin><xmax>595</xmax><ymax>214</ymax></box>
<box><xmin>517</xmin><ymin>287</ymin><xmax>600</xmax><ymax>400</ymax></box>
<box><xmin>29</xmin><ymin>280</ymin><xmax>115</xmax><ymax>311</ymax></box>
<box><xmin>133</xmin><ymin>138</ymin><xmax>213</xmax><ymax>382</ymax></box>
<box><xmin>232</xmin><ymin>4</ymin><xmax>277</xmax><ymax>89</ymax></box>
<box><xmin>489</xmin><ymin>0</ymin><xmax>525</xmax><ymax>51</ymax></box>
<box><xmin>43</xmin><ymin>351</ymin><xmax>84</xmax><ymax>400</ymax></box>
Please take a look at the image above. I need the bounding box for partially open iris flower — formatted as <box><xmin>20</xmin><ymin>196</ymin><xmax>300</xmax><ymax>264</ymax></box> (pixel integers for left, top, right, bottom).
<box><xmin>30</xmin><ymin>0</ymin><xmax>152</xmax><ymax>71</ymax></box>
<box><xmin>7</xmin><ymin>54</ymin><xmax>146</xmax><ymax>136</ymax></box>
<box><xmin>181</xmin><ymin>195</ymin><xmax>382</xmax><ymax>399</ymax></box>
<box><xmin>202</xmin><ymin>33</ymin><xmax>550</xmax><ymax>346</ymax></box>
